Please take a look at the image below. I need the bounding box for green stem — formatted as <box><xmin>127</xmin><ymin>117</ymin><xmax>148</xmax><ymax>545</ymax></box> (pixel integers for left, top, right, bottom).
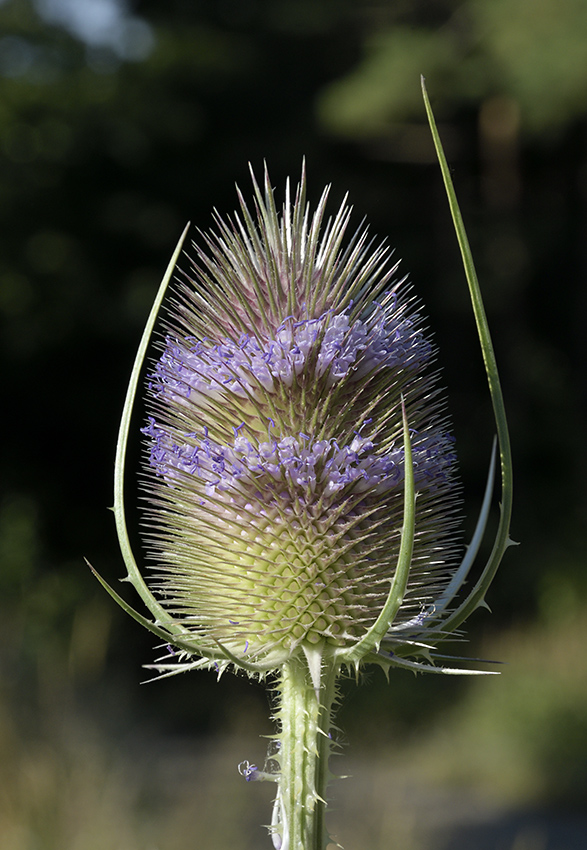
<box><xmin>273</xmin><ymin>656</ymin><xmax>338</xmax><ymax>850</ymax></box>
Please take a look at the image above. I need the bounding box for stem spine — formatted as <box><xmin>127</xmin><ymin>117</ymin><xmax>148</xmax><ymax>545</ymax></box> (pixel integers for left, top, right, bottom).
<box><xmin>273</xmin><ymin>655</ymin><xmax>338</xmax><ymax>850</ymax></box>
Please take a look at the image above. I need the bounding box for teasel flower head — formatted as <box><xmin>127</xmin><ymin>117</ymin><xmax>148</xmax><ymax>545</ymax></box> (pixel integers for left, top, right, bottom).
<box><xmin>94</xmin><ymin>154</ymin><xmax>514</xmax><ymax>686</ymax></box>
<box><xmin>139</xmin><ymin>163</ymin><xmax>463</xmax><ymax>674</ymax></box>
<box><xmin>93</xmin><ymin>84</ymin><xmax>515</xmax><ymax>850</ymax></box>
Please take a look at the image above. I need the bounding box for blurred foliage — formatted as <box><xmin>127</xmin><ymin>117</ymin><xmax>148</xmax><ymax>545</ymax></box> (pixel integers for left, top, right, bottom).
<box><xmin>0</xmin><ymin>0</ymin><xmax>586</xmax><ymax>840</ymax></box>
<box><xmin>318</xmin><ymin>0</ymin><xmax>587</xmax><ymax>136</ymax></box>
<box><xmin>399</xmin><ymin>604</ymin><xmax>587</xmax><ymax>809</ymax></box>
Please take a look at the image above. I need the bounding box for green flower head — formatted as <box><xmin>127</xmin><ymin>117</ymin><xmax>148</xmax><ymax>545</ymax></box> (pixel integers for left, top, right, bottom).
<box><xmin>141</xmin><ymin>163</ymin><xmax>460</xmax><ymax>673</ymax></box>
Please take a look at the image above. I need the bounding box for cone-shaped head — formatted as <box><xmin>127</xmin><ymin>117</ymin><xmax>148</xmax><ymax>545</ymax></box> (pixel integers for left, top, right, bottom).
<box><xmin>141</xmin><ymin>166</ymin><xmax>462</xmax><ymax>670</ymax></box>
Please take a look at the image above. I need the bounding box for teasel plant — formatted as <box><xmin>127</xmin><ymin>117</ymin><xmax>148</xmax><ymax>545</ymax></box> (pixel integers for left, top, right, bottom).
<box><xmin>92</xmin><ymin>80</ymin><xmax>514</xmax><ymax>850</ymax></box>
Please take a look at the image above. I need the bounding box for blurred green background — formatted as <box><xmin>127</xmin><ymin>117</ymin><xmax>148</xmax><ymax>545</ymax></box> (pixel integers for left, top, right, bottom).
<box><xmin>1</xmin><ymin>1</ymin><xmax>586</xmax><ymax>848</ymax></box>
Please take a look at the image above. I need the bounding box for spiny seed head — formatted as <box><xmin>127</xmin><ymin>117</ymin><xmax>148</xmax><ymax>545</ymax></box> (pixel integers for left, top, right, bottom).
<box><xmin>141</xmin><ymin>166</ymin><xmax>462</xmax><ymax>670</ymax></box>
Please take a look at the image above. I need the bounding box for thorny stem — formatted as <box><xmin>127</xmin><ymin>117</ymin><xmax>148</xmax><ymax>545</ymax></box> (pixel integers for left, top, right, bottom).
<box><xmin>272</xmin><ymin>656</ymin><xmax>338</xmax><ymax>850</ymax></box>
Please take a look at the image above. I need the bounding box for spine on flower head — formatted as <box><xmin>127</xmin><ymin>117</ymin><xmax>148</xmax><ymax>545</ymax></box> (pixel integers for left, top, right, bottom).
<box><xmin>140</xmin><ymin>165</ymin><xmax>462</xmax><ymax>671</ymax></box>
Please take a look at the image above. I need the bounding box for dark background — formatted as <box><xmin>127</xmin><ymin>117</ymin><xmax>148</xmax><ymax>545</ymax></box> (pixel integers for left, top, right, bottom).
<box><xmin>1</xmin><ymin>1</ymin><xmax>586</xmax><ymax>847</ymax></box>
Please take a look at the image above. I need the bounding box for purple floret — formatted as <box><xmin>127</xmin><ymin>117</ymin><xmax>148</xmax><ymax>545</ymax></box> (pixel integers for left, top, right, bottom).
<box><xmin>150</xmin><ymin>305</ymin><xmax>431</xmax><ymax>403</ymax></box>
<box><xmin>142</xmin><ymin>420</ymin><xmax>455</xmax><ymax>506</ymax></box>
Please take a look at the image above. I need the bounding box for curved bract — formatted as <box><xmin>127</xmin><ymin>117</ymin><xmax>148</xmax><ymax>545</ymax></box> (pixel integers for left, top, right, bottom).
<box><xmin>420</xmin><ymin>77</ymin><xmax>515</xmax><ymax>637</ymax></box>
